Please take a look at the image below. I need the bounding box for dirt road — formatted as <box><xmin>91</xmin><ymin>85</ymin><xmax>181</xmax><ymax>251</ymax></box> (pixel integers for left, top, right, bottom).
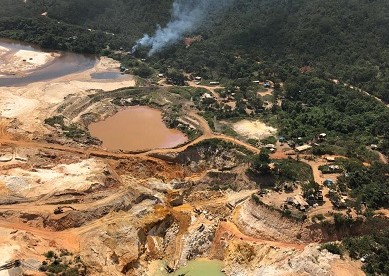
<box><xmin>0</xmin><ymin>220</ymin><xmax>80</xmax><ymax>251</ymax></box>
<box><xmin>217</xmin><ymin>221</ymin><xmax>305</xmax><ymax>250</ymax></box>
<box><xmin>187</xmin><ymin>81</ymin><xmax>223</xmax><ymax>101</ymax></box>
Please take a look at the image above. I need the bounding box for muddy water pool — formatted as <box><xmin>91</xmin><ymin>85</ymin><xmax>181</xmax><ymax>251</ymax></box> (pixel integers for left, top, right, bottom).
<box><xmin>88</xmin><ymin>106</ymin><xmax>188</xmax><ymax>151</ymax></box>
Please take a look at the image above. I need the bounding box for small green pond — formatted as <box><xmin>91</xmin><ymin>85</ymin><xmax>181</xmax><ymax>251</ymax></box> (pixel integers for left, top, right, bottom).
<box><xmin>153</xmin><ymin>259</ymin><xmax>225</xmax><ymax>276</ymax></box>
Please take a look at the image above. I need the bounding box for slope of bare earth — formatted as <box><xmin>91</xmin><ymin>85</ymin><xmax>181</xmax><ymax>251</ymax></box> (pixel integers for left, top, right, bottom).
<box><xmin>233</xmin><ymin>200</ymin><xmax>307</xmax><ymax>243</ymax></box>
<box><xmin>224</xmin><ymin>242</ymin><xmax>363</xmax><ymax>276</ymax></box>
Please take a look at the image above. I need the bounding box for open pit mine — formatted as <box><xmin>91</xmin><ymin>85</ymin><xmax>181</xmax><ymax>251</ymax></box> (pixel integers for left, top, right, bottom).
<box><xmin>0</xmin><ymin>38</ymin><xmax>367</xmax><ymax>276</ymax></box>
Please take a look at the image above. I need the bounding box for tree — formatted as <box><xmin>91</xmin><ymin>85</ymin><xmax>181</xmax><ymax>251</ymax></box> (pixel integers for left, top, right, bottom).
<box><xmin>133</xmin><ymin>64</ymin><xmax>153</xmax><ymax>78</ymax></box>
<box><xmin>250</xmin><ymin>152</ymin><xmax>271</xmax><ymax>175</ymax></box>
<box><xmin>166</xmin><ymin>69</ymin><xmax>186</xmax><ymax>86</ymax></box>
<box><xmin>302</xmin><ymin>180</ymin><xmax>320</xmax><ymax>198</ymax></box>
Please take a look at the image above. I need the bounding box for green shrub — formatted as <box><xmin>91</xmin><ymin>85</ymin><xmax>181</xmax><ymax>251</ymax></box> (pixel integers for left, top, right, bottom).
<box><xmin>44</xmin><ymin>251</ymin><xmax>55</xmax><ymax>259</ymax></box>
<box><xmin>320</xmin><ymin>243</ymin><xmax>343</xmax><ymax>256</ymax></box>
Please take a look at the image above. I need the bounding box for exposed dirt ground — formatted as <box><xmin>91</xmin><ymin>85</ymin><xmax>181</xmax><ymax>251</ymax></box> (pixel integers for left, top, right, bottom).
<box><xmin>0</xmin><ymin>52</ymin><xmax>368</xmax><ymax>276</ymax></box>
<box><xmin>0</xmin><ymin>46</ymin><xmax>58</xmax><ymax>76</ymax></box>
<box><xmin>233</xmin><ymin>119</ymin><xmax>277</xmax><ymax>140</ymax></box>
<box><xmin>0</xmin><ymin>56</ymin><xmax>135</xmax><ymax>134</ymax></box>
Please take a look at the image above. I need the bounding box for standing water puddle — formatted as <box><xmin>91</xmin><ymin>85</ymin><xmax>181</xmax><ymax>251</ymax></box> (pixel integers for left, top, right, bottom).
<box><xmin>153</xmin><ymin>259</ymin><xmax>225</xmax><ymax>276</ymax></box>
<box><xmin>88</xmin><ymin>106</ymin><xmax>188</xmax><ymax>151</ymax></box>
<box><xmin>90</xmin><ymin>71</ymin><xmax>126</xmax><ymax>80</ymax></box>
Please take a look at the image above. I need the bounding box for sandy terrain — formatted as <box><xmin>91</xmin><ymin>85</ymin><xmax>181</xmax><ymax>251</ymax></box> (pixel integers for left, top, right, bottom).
<box><xmin>0</xmin><ymin>56</ymin><xmax>135</xmax><ymax>133</ymax></box>
<box><xmin>0</xmin><ymin>158</ymin><xmax>108</xmax><ymax>198</ymax></box>
<box><xmin>233</xmin><ymin>119</ymin><xmax>277</xmax><ymax>140</ymax></box>
<box><xmin>0</xmin><ymin>46</ymin><xmax>9</xmax><ymax>55</ymax></box>
<box><xmin>330</xmin><ymin>259</ymin><xmax>364</xmax><ymax>276</ymax></box>
<box><xmin>0</xmin><ymin>48</ymin><xmax>58</xmax><ymax>75</ymax></box>
<box><xmin>0</xmin><ymin>246</ymin><xmax>19</xmax><ymax>276</ymax></box>
<box><xmin>0</xmin><ymin>92</ymin><xmax>39</xmax><ymax>118</ymax></box>
<box><xmin>14</xmin><ymin>50</ymin><xmax>57</xmax><ymax>66</ymax></box>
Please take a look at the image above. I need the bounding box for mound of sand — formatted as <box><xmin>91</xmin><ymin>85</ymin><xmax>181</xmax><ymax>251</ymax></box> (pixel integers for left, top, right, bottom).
<box><xmin>0</xmin><ymin>49</ymin><xmax>58</xmax><ymax>75</ymax></box>
<box><xmin>0</xmin><ymin>46</ymin><xmax>9</xmax><ymax>55</ymax></box>
<box><xmin>233</xmin><ymin>119</ymin><xmax>277</xmax><ymax>140</ymax></box>
<box><xmin>14</xmin><ymin>50</ymin><xmax>56</xmax><ymax>66</ymax></box>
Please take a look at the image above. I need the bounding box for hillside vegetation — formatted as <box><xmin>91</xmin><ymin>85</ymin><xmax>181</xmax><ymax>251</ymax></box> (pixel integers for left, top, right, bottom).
<box><xmin>1</xmin><ymin>0</ymin><xmax>388</xmax><ymax>101</ymax></box>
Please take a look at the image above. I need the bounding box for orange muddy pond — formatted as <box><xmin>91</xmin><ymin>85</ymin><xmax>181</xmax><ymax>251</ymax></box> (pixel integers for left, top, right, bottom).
<box><xmin>89</xmin><ymin>106</ymin><xmax>188</xmax><ymax>151</ymax></box>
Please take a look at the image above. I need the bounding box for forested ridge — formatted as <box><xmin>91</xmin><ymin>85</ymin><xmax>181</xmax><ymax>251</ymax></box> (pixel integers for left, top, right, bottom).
<box><xmin>1</xmin><ymin>0</ymin><xmax>388</xmax><ymax>101</ymax></box>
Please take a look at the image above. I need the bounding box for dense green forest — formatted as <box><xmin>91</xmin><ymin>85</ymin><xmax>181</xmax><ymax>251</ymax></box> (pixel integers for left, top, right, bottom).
<box><xmin>1</xmin><ymin>0</ymin><xmax>388</xmax><ymax>101</ymax></box>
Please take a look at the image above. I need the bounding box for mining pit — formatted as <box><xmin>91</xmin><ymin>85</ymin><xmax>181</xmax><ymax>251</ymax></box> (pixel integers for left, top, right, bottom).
<box><xmin>88</xmin><ymin>106</ymin><xmax>188</xmax><ymax>151</ymax></box>
<box><xmin>0</xmin><ymin>40</ymin><xmax>366</xmax><ymax>276</ymax></box>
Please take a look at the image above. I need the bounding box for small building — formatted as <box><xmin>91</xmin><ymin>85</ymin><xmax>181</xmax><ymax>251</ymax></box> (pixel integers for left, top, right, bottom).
<box><xmin>325</xmin><ymin>156</ymin><xmax>335</xmax><ymax>162</ymax></box>
<box><xmin>319</xmin><ymin>133</ymin><xmax>327</xmax><ymax>139</ymax></box>
<box><xmin>195</xmin><ymin>76</ymin><xmax>202</xmax><ymax>81</ymax></box>
<box><xmin>370</xmin><ymin>144</ymin><xmax>378</xmax><ymax>150</ymax></box>
<box><xmin>158</xmin><ymin>73</ymin><xmax>164</xmax><ymax>78</ymax></box>
<box><xmin>279</xmin><ymin>136</ymin><xmax>286</xmax><ymax>143</ymax></box>
<box><xmin>263</xmin><ymin>82</ymin><xmax>271</xmax><ymax>88</ymax></box>
<box><xmin>209</xmin><ymin>81</ymin><xmax>220</xmax><ymax>85</ymax></box>
<box><xmin>201</xmin><ymin>93</ymin><xmax>213</xmax><ymax>100</ymax></box>
<box><xmin>295</xmin><ymin>144</ymin><xmax>312</xmax><ymax>152</ymax></box>
<box><xmin>294</xmin><ymin>195</ymin><xmax>309</xmax><ymax>211</ymax></box>
<box><xmin>200</xmin><ymin>93</ymin><xmax>216</xmax><ymax>104</ymax></box>
<box><xmin>265</xmin><ymin>144</ymin><xmax>276</xmax><ymax>149</ymax></box>
<box><xmin>329</xmin><ymin>165</ymin><xmax>340</xmax><ymax>171</ymax></box>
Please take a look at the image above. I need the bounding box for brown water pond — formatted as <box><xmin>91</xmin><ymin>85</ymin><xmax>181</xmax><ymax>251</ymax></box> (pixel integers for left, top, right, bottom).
<box><xmin>88</xmin><ymin>106</ymin><xmax>188</xmax><ymax>151</ymax></box>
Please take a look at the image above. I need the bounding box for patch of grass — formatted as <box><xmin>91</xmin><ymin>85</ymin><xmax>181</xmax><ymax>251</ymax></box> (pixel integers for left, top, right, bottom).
<box><xmin>261</xmin><ymin>136</ymin><xmax>277</xmax><ymax>145</ymax></box>
<box><xmin>200</xmin><ymin>111</ymin><xmax>216</xmax><ymax>131</ymax></box>
<box><xmin>220</xmin><ymin>124</ymin><xmax>239</xmax><ymax>137</ymax></box>
<box><xmin>273</xmin><ymin>159</ymin><xmax>314</xmax><ymax>182</ymax></box>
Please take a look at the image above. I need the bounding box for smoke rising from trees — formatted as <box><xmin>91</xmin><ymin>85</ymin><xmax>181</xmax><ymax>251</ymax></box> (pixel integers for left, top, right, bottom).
<box><xmin>132</xmin><ymin>0</ymin><xmax>235</xmax><ymax>56</ymax></box>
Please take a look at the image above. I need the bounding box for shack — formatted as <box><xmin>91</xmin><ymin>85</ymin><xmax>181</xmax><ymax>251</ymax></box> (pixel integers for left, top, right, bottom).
<box><xmin>295</xmin><ymin>144</ymin><xmax>312</xmax><ymax>152</ymax></box>
<box><xmin>294</xmin><ymin>195</ymin><xmax>309</xmax><ymax>211</ymax></box>
<box><xmin>318</xmin><ymin>133</ymin><xmax>327</xmax><ymax>140</ymax></box>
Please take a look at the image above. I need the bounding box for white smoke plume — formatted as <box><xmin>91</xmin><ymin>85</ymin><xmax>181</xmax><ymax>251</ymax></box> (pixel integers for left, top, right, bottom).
<box><xmin>132</xmin><ymin>0</ymin><xmax>235</xmax><ymax>56</ymax></box>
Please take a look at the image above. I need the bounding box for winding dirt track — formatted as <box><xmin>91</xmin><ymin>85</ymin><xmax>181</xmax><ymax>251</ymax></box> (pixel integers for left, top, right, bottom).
<box><xmin>0</xmin><ymin>110</ymin><xmax>259</xmax><ymax>161</ymax></box>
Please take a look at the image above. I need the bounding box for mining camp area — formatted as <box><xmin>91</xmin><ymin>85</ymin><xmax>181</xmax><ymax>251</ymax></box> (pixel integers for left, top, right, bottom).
<box><xmin>0</xmin><ymin>38</ymin><xmax>386</xmax><ymax>276</ymax></box>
